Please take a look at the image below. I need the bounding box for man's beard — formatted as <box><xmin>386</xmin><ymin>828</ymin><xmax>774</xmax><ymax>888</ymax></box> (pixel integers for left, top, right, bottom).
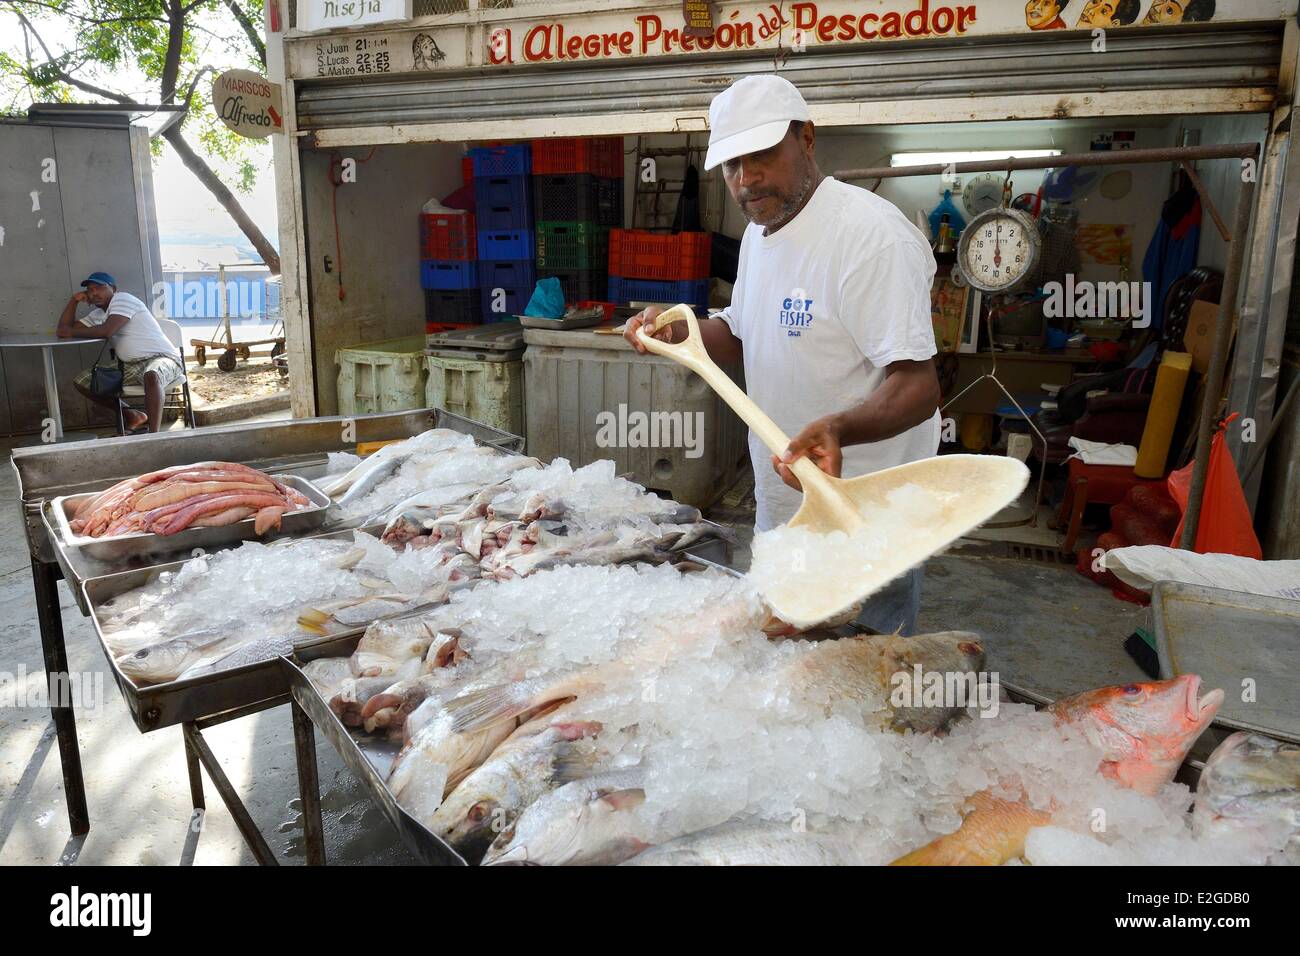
<box><xmin>739</xmin><ymin>165</ymin><xmax>815</xmax><ymax>228</ymax></box>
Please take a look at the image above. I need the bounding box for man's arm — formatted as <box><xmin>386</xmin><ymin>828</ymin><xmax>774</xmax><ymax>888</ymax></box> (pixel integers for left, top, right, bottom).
<box><xmin>623</xmin><ymin>306</ymin><xmax>744</xmax><ymax>364</ymax></box>
<box><xmin>773</xmin><ymin>358</ymin><xmax>940</xmax><ymax>489</ymax></box>
<box><xmin>62</xmin><ymin>311</ymin><xmax>129</xmax><ymax>340</ymax></box>
<box><xmin>56</xmin><ymin>292</ymin><xmax>87</xmax><ymax>337</ymax></box>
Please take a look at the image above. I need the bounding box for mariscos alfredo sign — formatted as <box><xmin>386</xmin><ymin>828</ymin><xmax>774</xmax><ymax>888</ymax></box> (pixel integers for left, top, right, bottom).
<box><xmin>212</xmin><ymin>69</ymin><xmax>284</xmax><ymax>138</ymax></box>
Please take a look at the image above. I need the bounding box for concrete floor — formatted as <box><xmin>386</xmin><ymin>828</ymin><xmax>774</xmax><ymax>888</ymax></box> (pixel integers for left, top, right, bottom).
<box><xmin>0</xmin><ymin>441</ymin><xmax>1146</xmax><ymax>865</ymax></box>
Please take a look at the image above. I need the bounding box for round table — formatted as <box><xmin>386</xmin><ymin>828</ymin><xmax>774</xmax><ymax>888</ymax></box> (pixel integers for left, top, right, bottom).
<box><xmin>0</xmin><ymin>333</ymin><xmax>100</xmax><ymax>440</ymax></box>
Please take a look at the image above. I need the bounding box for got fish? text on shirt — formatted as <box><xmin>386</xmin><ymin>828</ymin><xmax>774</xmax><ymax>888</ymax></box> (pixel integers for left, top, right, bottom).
<box><xmin>778</xmin><ymin>295</ymin><xmax>814</xmax><ymax>337</ymax></box>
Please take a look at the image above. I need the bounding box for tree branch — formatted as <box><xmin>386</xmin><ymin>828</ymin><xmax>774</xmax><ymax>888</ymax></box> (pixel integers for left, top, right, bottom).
<box><xmin>178</xmin><ymin>65</ymin><xmax>216</xmax><ymax>112</ymax></box>
<box><xmin>15</xmin><ymin>9</ymin><xmax>133</xmax><ymax>104</ymax></box>
<box><xmin>163</xmin><ymin>125</ymin><xmax>281</xmax><ymax>274</ymax></box>
<box><xmin>9</xmin><ymin>1</ymin><xmax>166</xmax><ymax>25</ymax></box>
<box><xmin>222</xmin><ymin>0</ymin><xmax>266</xmax><ymax>67</ymax></box>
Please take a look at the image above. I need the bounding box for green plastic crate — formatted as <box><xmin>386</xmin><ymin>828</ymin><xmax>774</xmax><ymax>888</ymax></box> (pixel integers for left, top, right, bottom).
<box><xmin>425</xmin><ymin>352</ymin><xmax>524</xmax><ymax>436</ymax></box>
<box><xmin>335</xmin><ymin>336</ymin><xmax>430</xmax><ymax>415</ymax></box>
<box><xmin>535</xmin><ymin>220</ymin><xmax>610</xmax><ymax>271</ymax></box>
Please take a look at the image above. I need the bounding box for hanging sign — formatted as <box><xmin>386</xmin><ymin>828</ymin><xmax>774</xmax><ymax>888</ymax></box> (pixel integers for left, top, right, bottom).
<box><xmin>212</xmin><ymin>69</ymin><xmax>284</xmax><ymax>138</ymax></box>
<box><xmin>682</xmin><ymin>0</ymin><xmax>717</xmax><ymax>38</ymax></box>
<box><xmin>297</xmin><ymin>0</ymin><xmax>412</xmax><ymax>34</ymax></box>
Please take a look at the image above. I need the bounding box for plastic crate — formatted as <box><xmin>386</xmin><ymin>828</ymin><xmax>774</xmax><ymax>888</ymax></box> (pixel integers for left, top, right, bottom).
<box><xmin>470</xmin><ymin>143</ymin><xmax>531</xmax><ymax>177</ymax></box>
<box><xmin>460</xmin><ymin>155</ymin><xmax>474</xmax><ymax>185</ymax></box>
<box><xmin>477</xmin><ymin>228</ymin><xmax>534</xmax><ymax>260</ymax></box>
<box><xmin>608</xmin><ymin>275</ymin><xmax>709</xmax><ymax>307</ymax></box>
<box><xmin>420</xmin><ymin>258</ymin><xmax>479</xmax><ymax>290</ymax></box>
<box><xmin>522</xmin><ymin>328</ymin><xmax>748</xmax><ymax>508</ymax></box>
<box><xmin>479</xmin><ymin>259</ymin><xmax>536</xmax><ymax>292</ymax></box>
<box><xmin>531</xmin><ymin>136</ymin><xmax>623</xmax><ymax>177</ymax></box>
<box><xmin>419</xmin><ymin>211</ymin><xmax>476</xmax><ymax>260</ymax></box>
<box><xmin>426</xmin><ymin>352</ymin><xmax>524</xmax><ymax>436</ymax></box>
<box><xmin>336</xmin><ymin>337</ymin><xmax>429</xmax><ymax>415</ymax></box>
<box><xmin>608</xmin><ymin>229</ymin><xmax>711</xmax><ymax>280</ymax></box>
<box><xmin>535</xmin><ymin>221</ymin><xmax>610</xmax><ymax>270</ymax></box>
<box><xmin>473</xmin><ymin>174</ymin><xmax>533</xmax><ymax>230</ymax></box>
<box><xmin>533</xmin><ymin>173</ymin><xmax>621</xmax><ymax>226</ymax></box>
<box><xmin>427</xmin><ymin>320</ymin><xmax>476</xmax><ymax>335</ymax></box>
<box><xmin>424</xmin><ymin>289</ymin><xmax>482</xmax><ymax>325</ymax></box>
<box><xmin>543</xmin><ymin>268</ymin><xmax>609</xmax><ymax>304</ymax></box>
<box><xmin>480</xmin><ymin>284</ymin><xmax>531</xmax><ymax>320</ymax></box>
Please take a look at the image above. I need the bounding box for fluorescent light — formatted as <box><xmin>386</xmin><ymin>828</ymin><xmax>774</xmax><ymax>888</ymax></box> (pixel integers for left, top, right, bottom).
<box><xmin>889</xmin><ymin>149</ymin><xmax>1062</xmax><ymax>168</ymax></box>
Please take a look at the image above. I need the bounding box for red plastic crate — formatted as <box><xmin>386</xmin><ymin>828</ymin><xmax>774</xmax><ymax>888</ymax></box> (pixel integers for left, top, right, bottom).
<box><xmin>608</xmin><ymin>230</ymin><xmax>711</xmax><ymax>281</ymax></box>
<box><xmin>420</xmin><ymin>211</ymin><xmax>476</xmax><ymax>260</ymax></box>
<box><xmin>531</xmin><ymin>136</ymin><xmax>623</xmax><ymax>177</ymax></box>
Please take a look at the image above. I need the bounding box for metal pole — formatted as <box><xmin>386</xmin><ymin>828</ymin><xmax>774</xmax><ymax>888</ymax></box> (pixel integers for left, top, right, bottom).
<box><xmin>292</xmin><ymin>700</ymin><xmax>327</xmax><ymax>866</ymax></box>
<box><xmin>31</xmin><ymin>558</ymin><xmax>89</xmax><ymax>836</ymax></box>
<box><xmin>1180</xmin><ymin>175</ymin><xmax>1257</xmax><ymax>550</ymax></box>
<box><xmin>834</xmin><ymin>142</ymin><xmax>1260</xmax><ymax>182</ymax></box>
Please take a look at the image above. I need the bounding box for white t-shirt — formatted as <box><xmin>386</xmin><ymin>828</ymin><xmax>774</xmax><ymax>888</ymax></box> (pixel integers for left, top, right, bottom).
<box><xmin>718</xmin><ymin>177</ymin><xmax>941</xmax><ymax>531</ymax></box>
<box><xmin>81</xmin><ymin>291</ymin><xmax>178</xmax><ymax>362</ymax></box>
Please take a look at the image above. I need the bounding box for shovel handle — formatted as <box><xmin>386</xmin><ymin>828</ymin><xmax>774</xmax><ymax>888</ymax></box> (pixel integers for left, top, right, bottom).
<box><xmin>636</xmin><ymin>304</ymin><xmax>829</xmax><ymax>492</ymax></box>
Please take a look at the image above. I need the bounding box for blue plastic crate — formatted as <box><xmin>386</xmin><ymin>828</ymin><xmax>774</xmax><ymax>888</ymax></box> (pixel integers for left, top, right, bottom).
<box><xmin>480</xmin><ymin>283</ymin><xmax>532</xmax><ymax>320</ymax></box>
<box><xmin>608</xmin><ymin>276</ymin><xmax>709</xmax><ymax>307</ymax></box>
<box><xmin>470</xmin><ymin>143</ymin><xmax>531</xmax><ymax>177</ymax></box>
<box><xmin>473</xmin><ymin>174</ymin><xmax>533</xmax><ymax>232</ymax></box>
<box><xmin>479</xmin><ymin>259</ymin><xmax>536</xmax><ymax>293</ymax></box>
<box><xmin>420</xmin><ymin>258</ymin><xmax>479</xmax><ymax>290</ymax></box>
<box><xmin>477</xmin><ymin>229</ymin><xmax>534</xmax><ymax>260</ymax></box>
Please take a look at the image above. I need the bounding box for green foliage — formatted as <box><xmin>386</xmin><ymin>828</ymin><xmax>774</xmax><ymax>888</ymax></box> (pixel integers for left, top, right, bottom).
<box><xmin>2</xmin><ymin>0</ymin><xmax>270</xmax><ymax>194</ymax></box>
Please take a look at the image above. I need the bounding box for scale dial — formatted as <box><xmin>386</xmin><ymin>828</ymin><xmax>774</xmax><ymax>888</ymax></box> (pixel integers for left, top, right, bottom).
<box><xmin>957</xmin><ymin>207</ymin><xmax>1042</xmax><ymax>294</ymax></box>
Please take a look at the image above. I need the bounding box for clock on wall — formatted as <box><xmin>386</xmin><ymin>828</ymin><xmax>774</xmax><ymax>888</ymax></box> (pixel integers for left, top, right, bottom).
<box><xmin>962</xmin><ymin>172</ymin><xmax>1005</xmax><ymax>217</ymax></box>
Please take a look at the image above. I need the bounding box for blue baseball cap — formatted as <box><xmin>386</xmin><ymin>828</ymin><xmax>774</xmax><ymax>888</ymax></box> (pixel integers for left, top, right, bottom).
<box><xmin>80</xmin><ymin>271</ymin><xmax>116</xmax><ymax>288</ymax></box>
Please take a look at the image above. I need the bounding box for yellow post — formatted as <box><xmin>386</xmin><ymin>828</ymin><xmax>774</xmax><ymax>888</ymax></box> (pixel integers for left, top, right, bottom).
<box><xmin>1135</xmin><ymin>351</ymin><xmax>1193</xmax><ymax>478</ymax></box>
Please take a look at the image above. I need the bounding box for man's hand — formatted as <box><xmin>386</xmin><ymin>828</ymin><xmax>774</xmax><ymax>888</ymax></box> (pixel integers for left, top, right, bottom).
<box><xmin>71</xmin><ymin>291</ymin><xmax>88</xmax><ymax>304</ymax></box>
<box><xmin>772</xmin><ymin>415</ymin><xmax>843</xmax><ymax>491</ymax></box>
<box><xmin>623</xmin><ymin>306</ymin><xmax>686</xmax><ymax>354</ymax></box>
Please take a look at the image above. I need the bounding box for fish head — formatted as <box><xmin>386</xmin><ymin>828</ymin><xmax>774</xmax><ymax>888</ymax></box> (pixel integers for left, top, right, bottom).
<box><xmin>117</xmin><ymin>645</ymin><xmax>178</xmax><ymax>683</ymax></box>
<box><xmin>430</xmin><ymin>766</ymin><xmax>519</xmax><ymax>864</ymax></box>
<box><xmin>1193</xmin><ymin>732</ymin><xmax>1300</xmax><ymax>860</ymax></box>
<box><xmin>1052</xmin><ymin>675</ymin><xmax>1224</xmax><ymax>794</ymax></box>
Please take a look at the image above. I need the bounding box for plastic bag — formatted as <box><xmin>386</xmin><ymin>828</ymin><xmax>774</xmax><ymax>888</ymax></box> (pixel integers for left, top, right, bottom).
<box><xmin>1166</xmin><ymin>414</ymin><xmax>1262</xmax><ymax>559</ymax></box>
<box><xmin>523</xmin><ymin>277</ymin><xmax>566</xmax><ymax>318</ymax></box>
<box><xmin>1103</xmin><ymin>546</ymin><xmax>1300</xmax><ymax>600</ymax></box>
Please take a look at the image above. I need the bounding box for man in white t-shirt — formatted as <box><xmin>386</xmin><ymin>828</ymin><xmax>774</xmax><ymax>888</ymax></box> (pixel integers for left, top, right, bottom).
<box><xmin>58</xmin><ymin>271</ymin><xmax>184</xmax><ymax>433</ymax></box>
<box><xmin>626</xmin><ymin>75</ymin><xmax>940</xmax><ymax>634</ymax></box>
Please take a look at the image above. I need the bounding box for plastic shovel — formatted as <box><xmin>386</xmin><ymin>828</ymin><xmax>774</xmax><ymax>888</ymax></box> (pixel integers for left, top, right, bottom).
<box><xmin>637</xmin><ymin>304</ymin><xmax>1030</xmax><ymax>628</ymax></box>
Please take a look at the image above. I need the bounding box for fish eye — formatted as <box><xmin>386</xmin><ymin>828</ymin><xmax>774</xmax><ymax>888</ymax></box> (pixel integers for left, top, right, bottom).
<box><xmin>468</xmin><ymin>801</ymin><xmax>490</xmax><ymax>823</ymax></box>
<box><xmin>1122</xmin><ymin>684</ymin><xmax>1141</xmax><ymax>695</ymax></box>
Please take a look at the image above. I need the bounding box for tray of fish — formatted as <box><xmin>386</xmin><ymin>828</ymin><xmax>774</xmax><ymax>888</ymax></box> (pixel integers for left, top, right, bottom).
<box><xmin>47</xmin><ymin>471</ymin><xmax>332</xmax><ymax>563</ymax></box>
<box><xmin>79</xmin><ymin>525</ymin><xmax>418</xmax><ymax>733</ymax></box>
<box><xmin>1152</xmin><ymin>580</ymin><xmax>1300</xmax><ymax>745</ymax></box>
<box><xmin>287</xmin><ymin>637</ymin><xmax>468</xmax><ymax>866</ymax></box>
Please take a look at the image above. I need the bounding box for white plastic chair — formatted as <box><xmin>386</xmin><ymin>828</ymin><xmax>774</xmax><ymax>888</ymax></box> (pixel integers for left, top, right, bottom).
<box><xmin>115</xmin><ymin>318</ymin><xmax>197</xmax><ymax>433</ymax></box>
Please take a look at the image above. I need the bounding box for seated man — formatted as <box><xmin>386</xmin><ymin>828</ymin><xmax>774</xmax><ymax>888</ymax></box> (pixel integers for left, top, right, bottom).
<box><xmin>58</xmin><ymin>272</ymin><xmax>184</xmax><ymax>434</ymax></box>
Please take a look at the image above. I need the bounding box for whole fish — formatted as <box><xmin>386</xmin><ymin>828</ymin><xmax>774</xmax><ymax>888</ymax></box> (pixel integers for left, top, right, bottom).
<box><xmin>430</xmin><ymin>714</ymin><xmax>603</xmax><ymax>863</ymax></box>
<box><xmin>890</xmin><ymin>675</ymin><xmax>1224</xmax><ymax>865</ymax></box>
<box><xmin>772</xmin><ymin>630</ymin><xmax>987</xmax><ymax>734</ymax></box>
<box><xmin>348</xmin><ymin>617</ymin><xmax>443</xmax><ymax>677</ymax></box>
<box><xmin>116</xmin><ymin>629</ymin><xmax>231</xmax><ymax>685</ymax></box>
<box><xmin>481</xmin><ymin>769</ymin><xmax>649</xmax><ymax>866</ymax></box>
<box><xmin>379</xmin><ymin>483</ymin><xmax>484</xmax><ymax>544</ymax></box>
<box><xmin>1193</xmin><ymin>731</ymin><xmax>1300</xmax><ymax>865</ymax></box>
<box><xmin>623</xmin><ymin>819</ymin><xmax>885</xmax><ymax>866</ymax></box>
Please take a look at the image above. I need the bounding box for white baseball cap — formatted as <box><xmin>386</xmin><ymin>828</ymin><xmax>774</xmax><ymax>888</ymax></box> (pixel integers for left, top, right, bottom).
<box><xmin>704</xmin><ymin>75</ymin><xmax>811</xmax><ymax>171</ymax></box>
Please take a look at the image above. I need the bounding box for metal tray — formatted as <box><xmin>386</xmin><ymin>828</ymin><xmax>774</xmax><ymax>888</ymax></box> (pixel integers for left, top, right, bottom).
<box><xmin>1152</xmin><ymin>580</ymin><xmax>1300</xmax><ymax>745</ymax></box>
<box><xmin>284</xmin><ymin>641</ymin><xmax>468</xmax><ymax>866</ymax></box>
<box><xmin>49</xmin><ymin>473</ymin><xmax>332</xmax><ymax>563</ymax></box>
<box><xmin>80</xmin><ymin>524</ymin><xmax>389</xmax><ymax>733</ymax></box>
<box><xmin>517</xmin><ymin>312</ymin><xmax>607</xmax><ymax>331</ymax></box>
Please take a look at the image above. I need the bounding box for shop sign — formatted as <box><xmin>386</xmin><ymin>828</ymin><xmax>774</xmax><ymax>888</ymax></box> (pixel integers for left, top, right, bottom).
<box><xmin>211</xmin><ymin>69</ymin><xmax>284</xmax><ymax>138</ymax></box>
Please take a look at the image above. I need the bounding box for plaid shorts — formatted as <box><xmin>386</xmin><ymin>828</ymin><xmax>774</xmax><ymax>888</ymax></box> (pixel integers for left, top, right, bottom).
<box><xmin>75</xmin><ymin>353</ymin><xmax>184</xmax><ymax>393</ymax></box>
